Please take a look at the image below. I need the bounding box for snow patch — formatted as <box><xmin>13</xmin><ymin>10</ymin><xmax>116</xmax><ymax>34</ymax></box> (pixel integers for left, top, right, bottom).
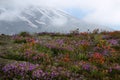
<box><xmin>18</xmin><ymin>16</ymin><xmax>38</xmax><ymax>28</ymax></box>
<box><xmin>35</xmin><ymin>20</ymin><xmax>46</xmax><ymax>25</ymax></box>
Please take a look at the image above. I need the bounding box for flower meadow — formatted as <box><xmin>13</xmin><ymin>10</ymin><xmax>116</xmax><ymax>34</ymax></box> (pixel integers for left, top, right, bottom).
<box><xmin>0</xmin><ymin>31</ymin><xmax>120</xmax><ymax>80</ymax></box>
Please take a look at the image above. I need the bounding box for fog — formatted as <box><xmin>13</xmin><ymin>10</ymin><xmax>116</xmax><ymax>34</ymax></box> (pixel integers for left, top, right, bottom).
<box><xmin>0</xmin><ymin>0</ymin><xmax>120</xmax><ymax>29</ymax></box>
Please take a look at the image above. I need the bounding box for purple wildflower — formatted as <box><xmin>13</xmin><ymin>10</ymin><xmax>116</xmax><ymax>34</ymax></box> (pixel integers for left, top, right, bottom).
<box><xmin>2</xmin><ymin>62</ymin><xmax>39</xmax><ymax>77</ymax></box>
<box><xmin>82</xmin><ymin>63</ymin><xmax>91</xmax><ymax>71</ymax></box>
<box><xmin>113</xmin><ymin>64</ymin><xmax>120</xmax><ymax>70</ymax></box>
<box><xmin>108</xmin><ymin>39</ymin><xmax>118</xmax><ymax>45</ymax></box>
<box><xmin>32</xmin><ymin>69</ymin><xmax>44</xmax><ymax>78</ymax></box>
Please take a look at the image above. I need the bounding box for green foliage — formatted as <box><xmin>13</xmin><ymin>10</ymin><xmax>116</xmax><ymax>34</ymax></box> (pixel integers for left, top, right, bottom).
<box><xmin>76</xmin><ymin>53</ymin><xmax>88</xmax><ymax>60</ymax></box>
<box><xmin>19</xmin><ymin>32</ymin><xmax>31</xmax><ymax>37</ymax></box>
<box><xmin>13</xmin><ymin>38</ymin><xmax>27</xmax><ymax>44</ymax></box>
<box><xmin>69</xmin><ymin>65</ymin><xmax>80</xmax><ymax>73</ymax></box>
<box><xmin>0</xmin><ymin>31</ymin><xmax>120</xmax><ymax>80</ymax></box>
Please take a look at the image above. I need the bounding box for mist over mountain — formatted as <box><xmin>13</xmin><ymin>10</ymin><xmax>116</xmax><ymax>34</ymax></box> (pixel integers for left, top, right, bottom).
<box><xmin>0</xmin><ymin>6</ymin><xmax>113</xmax><ymax>34</ymax></box>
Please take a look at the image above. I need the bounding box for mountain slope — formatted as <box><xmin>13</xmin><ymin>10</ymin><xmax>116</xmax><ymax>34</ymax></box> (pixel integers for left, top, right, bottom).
<box><xmin>0</xmin><ymin>7</ymin><xmax>113</xmax><ymax>34</ymax></box>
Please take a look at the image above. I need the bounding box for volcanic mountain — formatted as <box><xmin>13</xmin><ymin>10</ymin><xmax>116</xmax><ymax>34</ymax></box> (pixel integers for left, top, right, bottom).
<box><xmin>0</xmin><ymin>6</ymin><xmax>112</xmax><ymax>34</ymax></box>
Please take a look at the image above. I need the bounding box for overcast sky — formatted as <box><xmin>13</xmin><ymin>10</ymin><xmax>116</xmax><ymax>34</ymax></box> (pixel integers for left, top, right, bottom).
<box><xmin>0</xmin><ymin>0</ymin><xmax>120</xmax><ymax>30</ymax></box>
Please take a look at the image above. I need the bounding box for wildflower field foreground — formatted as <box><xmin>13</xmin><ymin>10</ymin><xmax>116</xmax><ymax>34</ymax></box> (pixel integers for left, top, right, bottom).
<box><xmin>0</xmin><ymin>31</ymin><xmax>120</xmax><ymax>80</ymax></box>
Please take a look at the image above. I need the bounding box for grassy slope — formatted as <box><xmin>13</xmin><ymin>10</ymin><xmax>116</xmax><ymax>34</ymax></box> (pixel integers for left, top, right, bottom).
<box><xmin>0</xmin><ymin>31</ymin><xmax>120</xmax><ymax>80</ymax></box>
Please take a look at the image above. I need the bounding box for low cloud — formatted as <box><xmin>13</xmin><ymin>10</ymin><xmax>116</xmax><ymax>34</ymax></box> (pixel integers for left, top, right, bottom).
<box><xmin>0</xmin><ymin>0</ymin><xmax>120</xmax><ymax>28</ymax></box>
<box><xmin>51</xmin><ymin>16</ymin><xmax>67</xmax><ymax>27</ymax></box>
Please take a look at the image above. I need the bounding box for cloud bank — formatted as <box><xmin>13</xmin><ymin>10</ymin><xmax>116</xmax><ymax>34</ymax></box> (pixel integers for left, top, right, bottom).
<box><xmin>0</xmin><ymin>0</ymin><xmax>120</xmax><ymax>28</ymax></box>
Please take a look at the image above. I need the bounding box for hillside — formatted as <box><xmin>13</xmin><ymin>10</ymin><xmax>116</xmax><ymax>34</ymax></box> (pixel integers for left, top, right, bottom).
<box><xmin>0</xmin><ymin>31</ymin><xmax>120</xmax><ymax>80</ymax></box>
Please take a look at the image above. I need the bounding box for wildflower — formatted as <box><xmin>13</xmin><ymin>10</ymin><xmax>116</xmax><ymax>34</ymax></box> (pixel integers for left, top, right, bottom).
<box><xmin>32</xmin><ymin>69</ymin><xmax>44</xmax><ymax>78</ymax></box>
<box><xmin>113</xmin><ymin>64</ymin><xmax>120</xmax><ymax>70</ymax></box>
<box><xmin>2</xmin><ymin>62</ymin><xmax>39</xmax><ymax>78</ymax></box>
<box><xmin>89</xmin><ymin>52</ymin><xmax>105</xmax><ymax>64</ymax></box>
<box><xmin>50</xmin><ymin>71</ymin><xmax>59</xmax><ymax>78</ymax></box>
<box><xmin>109</xmin><ymin>67</ymin><xmax>112</xmax><ymax>72</ymax></box>
<box><xmin>32</xmin><ymin>69</ymin><xmax>59</xmax><ymax>79</ymax></box>
<box><xmin>108</xmin><ymin>39</ymin><xmax>118</xmax><ymax>45</ymax></box>
<box><xmin>63</xmin><ymin>54</ymin><xmax>70</xmax><ymax>62</ymax></box>
<box><xmin>82</xmin><ymin>63</ymin><xmax>91</xmax><ymax>71</ymax></box>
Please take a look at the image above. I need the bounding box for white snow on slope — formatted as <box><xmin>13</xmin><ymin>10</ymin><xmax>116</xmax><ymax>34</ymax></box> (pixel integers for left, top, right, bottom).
<box><xmin>18</xmin><ymin>16</ymin><xmax>38</xmax><ymax>28</ymax></box>
<box><xmin>35</xmin><ymin>20</ymin><xmax>46</xmax><ymax>25</ymax></box>
<box><xmin>36</xmin><ymin>8</ymin><xmax>53</xmax><ymax>20</ymax></box>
